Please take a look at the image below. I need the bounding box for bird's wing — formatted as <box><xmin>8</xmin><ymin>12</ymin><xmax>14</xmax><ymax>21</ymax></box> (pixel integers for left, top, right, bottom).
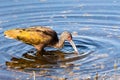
<box><xmin>5</xmin><ymin>27</ymin><xmax>55</xmax><ymax>45</ymax></box>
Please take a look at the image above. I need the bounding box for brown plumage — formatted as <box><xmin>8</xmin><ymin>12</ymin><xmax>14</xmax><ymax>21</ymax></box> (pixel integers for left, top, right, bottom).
<box><xmin>4</xmin><ymin>26</ymin><xmax>79</xmax><ymax>55</ymax></box>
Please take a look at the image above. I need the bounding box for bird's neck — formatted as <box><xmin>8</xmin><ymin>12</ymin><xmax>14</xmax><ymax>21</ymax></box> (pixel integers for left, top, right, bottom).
<box><xmin>54</xmin><ymin>38</ymin><xmax>65</xmax><ymax>49</ymax></box>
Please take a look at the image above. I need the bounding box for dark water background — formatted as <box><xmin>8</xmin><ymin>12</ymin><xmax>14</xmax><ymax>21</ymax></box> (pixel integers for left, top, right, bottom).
<box><xmin>0</xmin><ymin>0</ymin><xmax>120</xmax><ymax>80</ymax></box>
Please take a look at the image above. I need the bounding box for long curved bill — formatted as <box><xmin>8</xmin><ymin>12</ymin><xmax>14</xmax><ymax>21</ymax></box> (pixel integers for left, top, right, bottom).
<box><xmin>69</xmin><ymin>40</ymin><xmax>79</xmax><ymax>54</ymax></box>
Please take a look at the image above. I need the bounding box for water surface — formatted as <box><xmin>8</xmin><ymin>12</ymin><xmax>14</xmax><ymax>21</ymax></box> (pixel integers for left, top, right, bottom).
<box><xmin>0</xmin><ymin>0</ymin><xmax>120</xmax><ymax>80</ymax></box>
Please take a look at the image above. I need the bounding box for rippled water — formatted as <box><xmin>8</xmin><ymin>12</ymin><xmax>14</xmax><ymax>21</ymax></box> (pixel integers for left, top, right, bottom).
<box><xmin>0</xmin><ymin>0</ymin><xmax>120</xmax><ymax>80</ymax></box>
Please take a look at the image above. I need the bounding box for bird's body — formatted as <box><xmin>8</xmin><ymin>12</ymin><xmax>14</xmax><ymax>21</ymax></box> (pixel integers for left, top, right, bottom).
<box><xmin>4</xmin><ymin>26</ymin><xmax>78</xmax><ymax>55</ymax></box>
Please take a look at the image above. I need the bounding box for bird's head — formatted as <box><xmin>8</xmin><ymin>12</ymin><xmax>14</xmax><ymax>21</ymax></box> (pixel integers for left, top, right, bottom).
<box><xmin>60</xmin><ymin>31</ymin><xmax>72</xmax><ymax>41</ymax></box>
<box><xmin>61</xmin><ymin>31</ymin><xmax>79</xmax><ymax>54</ymax></box>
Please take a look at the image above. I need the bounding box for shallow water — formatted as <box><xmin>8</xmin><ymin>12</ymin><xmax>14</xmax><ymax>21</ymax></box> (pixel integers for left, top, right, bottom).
<box><xmin>0</xmin><ymin>0</ymin><xmax>120</xmax><ymax>80</ymax></box>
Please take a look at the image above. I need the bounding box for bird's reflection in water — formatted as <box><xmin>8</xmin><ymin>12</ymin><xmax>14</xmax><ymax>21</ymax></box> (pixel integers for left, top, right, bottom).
<box><xmin>6</xmin><ymin>50</ymin><xmax>67</xmax><ymax>70</ymax></box>
<box><xmin>6</xmin><ymin>50</ymin><xmax>92</xmax><ymax>70</ymax></box>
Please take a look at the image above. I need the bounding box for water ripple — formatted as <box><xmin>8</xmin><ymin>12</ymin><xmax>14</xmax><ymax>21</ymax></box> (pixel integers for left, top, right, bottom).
<box><xmin>0</xmin><ymin>0</ymin><xmax>120</xmax><ymax>79</ymax></box>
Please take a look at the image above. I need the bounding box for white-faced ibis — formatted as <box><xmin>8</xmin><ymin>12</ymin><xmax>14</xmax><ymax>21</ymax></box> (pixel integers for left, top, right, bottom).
<box><xmin>4</xmin><ymin>26</ymin><xmax>79</xmax><ymax>55</ymax></box>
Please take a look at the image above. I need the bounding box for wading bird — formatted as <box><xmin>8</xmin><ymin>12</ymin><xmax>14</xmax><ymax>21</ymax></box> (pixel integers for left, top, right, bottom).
<box><xmin>4</xmin><ymin>26</ymin><xmax>79</xmax><ymax>55</ymax></box>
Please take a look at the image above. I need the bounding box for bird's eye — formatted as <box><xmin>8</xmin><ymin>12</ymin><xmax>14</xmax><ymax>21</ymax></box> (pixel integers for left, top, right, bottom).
<box><xmin>67</xmin><ymin>36</ymin><xmax>72</xmax><ymax>41</ymax></box>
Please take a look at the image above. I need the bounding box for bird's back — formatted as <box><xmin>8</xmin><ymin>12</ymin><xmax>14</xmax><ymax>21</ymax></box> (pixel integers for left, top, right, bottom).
<box><xmin>4</xmin><ymin>26</ymin><xmax>59</xmax><ymax>46</ymax></box>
